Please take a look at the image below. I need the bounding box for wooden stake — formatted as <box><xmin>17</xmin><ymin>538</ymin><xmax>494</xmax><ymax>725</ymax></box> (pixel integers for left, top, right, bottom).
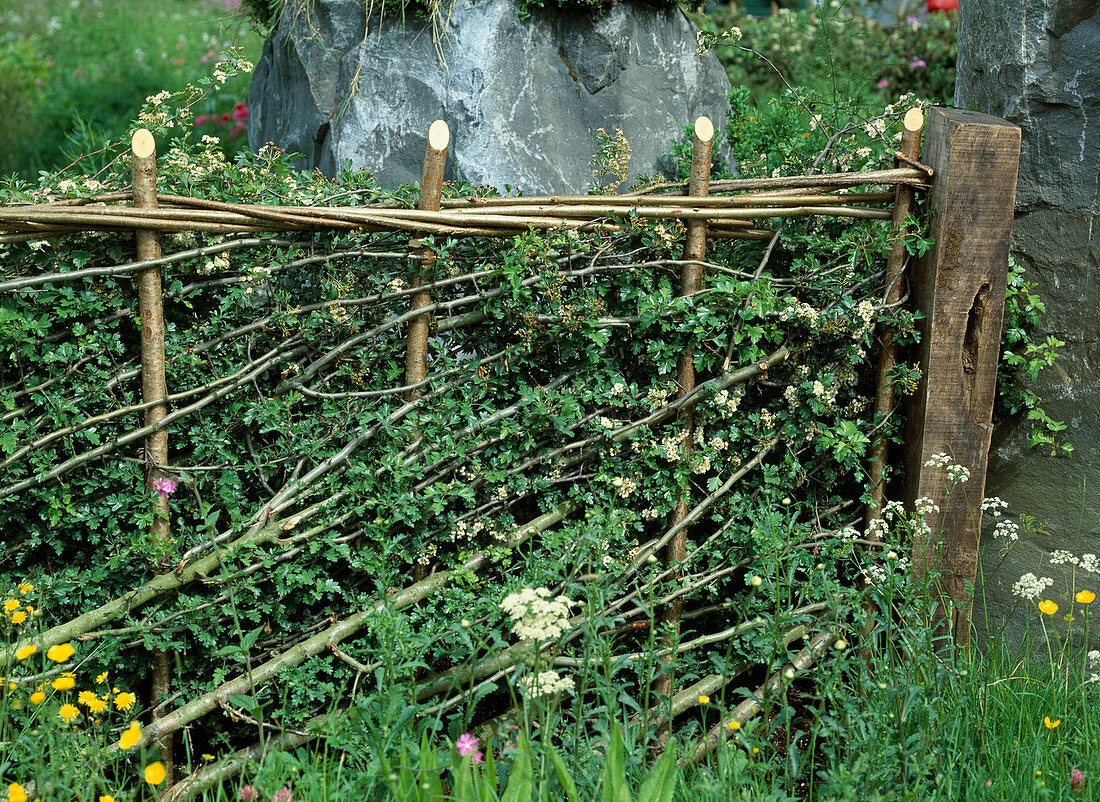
<box><xmin>406</xmin><ymin>121</ymin><xmax>448</xmax><ymax>583</ymax></box>
<box><xmin>404</xmin><ymin>120</ymin><xmax>449</xmax><ymax>404</ymax></box>
<box><xmin>132</xmin><ymin>128</ymin><xmax>174</xmax><ymax>785</ymax></box>
<box><xmin>902</xmin><ymin>108</ymin><xmax>1020</xmax><ymax>647</ymax></box>
<box><xmin>865</xmin><ymin>108</ymin><xmax>925</xmax><ymax>533</ymax></box>
<box><xmin>654</xmin><ymin>117</ymin><xmax>713</xmax><ymax>718</ymax></box>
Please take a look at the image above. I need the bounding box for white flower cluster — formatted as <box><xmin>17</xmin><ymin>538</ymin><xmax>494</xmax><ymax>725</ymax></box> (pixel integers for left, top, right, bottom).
<box><xmin>946</xmin><ymin>464</ymin><xmax>971</xmax><ymax>484</ymax></box>
<box><xmin>779</xmin><ymin>301</ymin><xmax>821</xmax><ymax>326</ymax></box>
<box><xmin>855</xmin><ymin>300</ymin><xmax>875</xmax><ymax>333</ymax></box>
<box><xmin>416</xmin><ymin>542</ymin><xmax>438</xmax><ymax>566</ymax></box>
<box><xmin>610</xmin><ymin>476</ymin><xmax>637</xmax><ymax>498</ymax></box>
<box><xmin>500</xmin><ymin>587</ymin><xmax>575</xmax><ymax>643</ymax></box>
<box><xmin>660</xmin><ymin>434</ymin><xmax>682</xmax><ymax>463</ymax></box>
<box><xmin>519</xmin><ymin>669</ymin><xmax>575</xmax><ymax>699</ymax></box>
<box><xmin>760</xmin><ymin>409</ymin><xmax>778</xmax><ymax>430</ymax></box>
<box><xmin>641</xmin><ymin>508</ymin><xmax>660</xmax><ymax>521</ymax></box>
<box><xmin>993</xmin><ymin>520</ymin><xmax>1019</xmax><ymax>541</ymax></box>
<box><xmin>982</xmin><ymin>497</ymin><xmax>1008</xmax><ymax>517</ymax></box>
<box><xmin>598</xmin><ymin>416</ymin><xmax>616</xmax><ymax>430</ymax></box>
<box><xmin>710</xmin><ymin>436</ymin><xmax>728</xmax><ymax>452</ymax></box>
<box><xmin>610</xmin><ymin>382</ymin><xmax>628</xmax><ymax>396</ymax></box>
<box><xmin>647</xmin><ymin>385</ymin><xmax>673</xmax><ymax>409</ymax></box>
<box><xmin>923</xmin><ymin>453</ymin><xmax>970</xmax><ymax>485</ymax></box>
<box><xmin>863</xmin><ymin>117</ymin><xmax>888</xmax><ymax>138</ymax></box>
<box><xmin>863</xmin><ymin>553</ymin><xmax>909</xmax><ymax>585</ymax></box>
<box><xmin>689</xmin><ymin>454</ymin><xmax>711</xmax><ymax>474</ymax></box>
<box><xmin>1049</xmin><ymin>551</ymin><xmax>1100</xmax><ymax>574</ymax></box>
<box><xmin>837</xmin><ymin>525</ymin><xmax>860</xmax><ymax>541</ymax></box>
<box><xmin>713</xmin><ymin>387</ymin><xmax>744</xmax><ymax>417</ymax></box>
<box><xmin>811</xmin><ymin>380</ymin><xmax>838</xmax><ymax>411</ymax></box>
<box><xmin>1012</xmin><ymin>572</ymin><xmax>1053</xmax><ymax>601</ymax></box>
<box><xmin>914</xmin><ymin>497</ymin><xmax>940</xmax><ymax>516</ymax></box>
<box><xmin>201</xmin><ymin>252</ymin><xmax>231</xmax><ymax>275</ymax></box>
<box><xmin>1087</xmin><ymin>650</ymin><xmax>1100</xmax><ymax>684</ymax></box>
<box><xmin>923</xmin><ymin>453</ymin><xmax>952</xmax><ymax>468</ymax></box>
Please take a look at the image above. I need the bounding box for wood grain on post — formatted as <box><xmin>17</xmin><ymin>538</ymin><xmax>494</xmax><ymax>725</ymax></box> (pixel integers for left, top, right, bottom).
<box><xmin>132</xmin><ymin>128</ymin><xmax>174</xmax><ymax>785</ymax></box>
<box><xmin>865</xmin><ymin>108</ymin><xmax>925</xmax><ymax>533</ymax></box>
<box><xmin>404</xmin><ymin>120</ymin><xmax>449</xmax><ymax>403</ymax></box>
<box><xmin>902</xmin><ymin>108</ymin><xmax>1021</xmax><ymax>646</ymax></box>
<box><xmin>654</xmin><ymin>116</ymin><xmax>713</xmax><ymax>712</ymax></box>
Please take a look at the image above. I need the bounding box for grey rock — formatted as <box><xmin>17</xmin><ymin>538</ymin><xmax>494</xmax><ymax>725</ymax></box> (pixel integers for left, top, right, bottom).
<box><xmin>956</xmin><ymin>0</ymin><xmax>1100</xmax><ymax>653</ymax></box>
<box><xmin>248</xmin><ymin>0</ymin><xmax>733</xmax><ymax>194</ymax></box>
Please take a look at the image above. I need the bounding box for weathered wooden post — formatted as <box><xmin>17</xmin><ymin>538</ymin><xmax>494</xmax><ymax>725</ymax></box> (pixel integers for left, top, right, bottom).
<box><xmin>131</xmin><ymin>128</ymin><xmax>174</xmax><ymax>784</ymax></box>
<box><xmin>902</xmin><ymin>108</ymin><xmax>1021</xmax><ymax>647</ymax></box>
<box><xmin>406</xmin><ymin>120</ymin><xmax>448</xmax><ymax>582</ymax></box>
<box><xmin>654</xmin><ymin>116</ymin><xmax>713</xmax><ymax>712</ymax></box>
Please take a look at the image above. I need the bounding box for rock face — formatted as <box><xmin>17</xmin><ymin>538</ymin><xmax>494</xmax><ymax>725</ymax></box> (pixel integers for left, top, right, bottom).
<box><xmin>248</xmin><ymin>0</ymin><xmax>733</xmax><ymax>194</ymax></box>
<box><xmin>956</xmin><ymin>1</ymin><xmax>1100</xmax><ymax>651</ymax></box>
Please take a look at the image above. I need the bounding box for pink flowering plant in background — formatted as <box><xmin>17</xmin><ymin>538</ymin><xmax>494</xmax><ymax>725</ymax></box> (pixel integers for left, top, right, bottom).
<box><xmin>153</xmin><ymin>476</ymin><xmax>178</xmax><ymax>498</ymax></box>
<box><xmin>455</xmin><ymin>732</ymin><xmax>483</xmax><ymax>765</ymax></box>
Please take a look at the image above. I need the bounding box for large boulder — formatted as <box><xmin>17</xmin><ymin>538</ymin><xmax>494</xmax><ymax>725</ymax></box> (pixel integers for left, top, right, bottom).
<box><xmin>956</xmin><ymin>0</ymin><xmax>1100</xmax><ymax>650</ymax></box>
<box><xmin>248</xmin><ymin>0</ymin><xmax>733</xmax><ymax>194</ymax></box>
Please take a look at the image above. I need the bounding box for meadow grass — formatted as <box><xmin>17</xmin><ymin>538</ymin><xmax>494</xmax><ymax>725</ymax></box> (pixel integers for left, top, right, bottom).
<box><xmin>0</xmin><ymin>0</ymin><xmax>261</xmax><ymax>178</ymax></box>
<box><xmin>3</xmin><ymin>506</ymin><xmax>1097</xmax><ymax>801</ymax></box>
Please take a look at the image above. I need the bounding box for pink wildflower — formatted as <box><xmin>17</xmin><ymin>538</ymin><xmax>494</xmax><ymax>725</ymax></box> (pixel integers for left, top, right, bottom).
<box><xmin>910</xmin><ymin>58</ymin><xmax>927</xmax><ymax>69</ymax></box>
<box><xmin>194</xmin><ymin>115</ymin><xmax>211</xmax><ymax>126</ymax></box>
<box><xmin>271</xmin><ymin>789</ymin><xmax>293</xmax><ymax>802</ymax></box>
<box><xmin>232</xmin><ymin>102</ymin><xmax>249</xmax><ymax>121</ymax></box>
<box><xmin>238</xmin><ymin>786</ymin><xmax>258</xmax><ymax>801</ymax></box>
<box><xmin>456</xmin><ymin>732</ymin><xmax>483</xmax><ymax>765</ymax></box>
<box><xmin>153</xmin><ymin>476</ymin><xmax>178</xmax><ymax>498</ymax></box>
<box><xmin>1071</xmin><ymin>769</ymin><xmax>1084</xmax><ymax>793</ymax></box>
<box><xmin>876</xmin><ymin>79</ymin><xmax>890</xmax><ymax>89</ymax></box>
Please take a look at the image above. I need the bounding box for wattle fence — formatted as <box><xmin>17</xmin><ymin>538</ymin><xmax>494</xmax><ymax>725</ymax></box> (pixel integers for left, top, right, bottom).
<box><xmin>0</xmin><ymin>106</ymin><xmax>1020</xmax><ymax>793</ymax></box>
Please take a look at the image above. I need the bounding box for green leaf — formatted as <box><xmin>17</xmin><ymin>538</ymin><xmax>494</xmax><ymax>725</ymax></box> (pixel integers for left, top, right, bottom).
<box><xmin>600</xmin><ymin>723</ymin><xmax>632</xmax><ymax>802</ymax></box>
<box><xmin>637</xmin><ymin>739</ymin><xmax>678</xmax><ymax>802</ymax></box>
<box><xmin>547</xmin><ymin>743</ymin><xmax>580</xmax><ymax>802</ymax></box>
<box><xmin>501</xmin><ymin>732</ymin><xmax>534</xmax><ymax>802</ymax></box>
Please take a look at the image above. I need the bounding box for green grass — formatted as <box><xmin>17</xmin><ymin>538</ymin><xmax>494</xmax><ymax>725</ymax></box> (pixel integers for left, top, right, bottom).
<box><xmin>0</xmin><ymin>0</ymin><xmax>262</xmax><ymax>179</ymax></box>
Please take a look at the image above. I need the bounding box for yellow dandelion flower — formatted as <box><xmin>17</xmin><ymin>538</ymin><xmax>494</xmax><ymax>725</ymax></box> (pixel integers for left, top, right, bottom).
<box><xmin>119</xmin><ymin>721</ymin><xmax>142</xmax><ymax>750</ymax></box>
<box><xmin>51</xmin><ymin>672</ymin><xmax>76</xmax><ymax>691</ymax></box>
<box><xmin>85</xmin><ymin>695</ymin><xmax>107</xmax><ymax>714</ymax></box>
<box><xmin>96</xmin><ymin>671</ymin><xmax>109</xmax><ymax>685</ymax></box>
<box><xmin>113</xmin><ymin>691</ymin><xmax>137</xmax><ymax>711</ymax></box>
<box><xmin>99</xmin><ymin>796</ymin><xmax>116</xmax><ymax>802</ymax></box>
<box><xmin>57</xmin><ymin>703</ymin><xmax>80</xmax><ymax>723</ymax></box>
<box><xmin>1038</xmin><ymin>600</ymin><xmax>1058</xmax><ymax>616</ymax></box>
<box><xmin>3</xmin><ymin>599</ymin><xmax>19</xmax><ymax>613</ymax></box>
<box><xmin>698</xmin><ymin>695</ymin><xmax>710</xmax><ymax>705</ymax></box>
<box><xmin>24</xmin><ymin>606</ymin><xmax>33</xmax><ymax>615</ymax></box>
<box><xmin>7</xmin><ymin>784</ymin><xmax>28</xmax><ymax>802</ymax></box>
<box><xmin>46</xmin><ymin>642</ymin><xmax>75</xmax><ymax>663</ymax></box>
<box><xmin>17</xmin><ymin>583</ymin><xmax>32</xmax><ymax>595</ymax></box>
<box><xmin>729</xmin><ymin>720</ymin><xmax>741</xmax><ymax>731</ymax></box>
<box><xmin>29</xmin><ymin>689</ymin><xmax>45</xmax><ymax>705</ymax></box>
<box><xmin>78</xmin><ymin>690</ymin><xmax>99</xmax><ymax>707</ymax></box>
<box><xmin>1076</xmin><ymin>590</ymin><xmax>1096</xmax><ymax>605</ymax></box>
<box><xmin>1043</xmin><ymin>716</ymin><xmax>1061</xmax><ymax>730</ymax></box>
<box><xmin>14</xmin><ymin>645</ymin><xmax>35</xmax><ymax>661</ymax></box>
<box><xmin>9</xmin><ymin>611</ymin><xmax>26</xmax><ymax>625</ymax></box>
<box><xmin>144</xmin><ymin>762</ymin><xmax>167</xmax><ymax>785</ymax></box>
<box><xmin>201</xmin><ymin>753</ymin><xmax>216</xmax><ymax>760</ymax></box>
